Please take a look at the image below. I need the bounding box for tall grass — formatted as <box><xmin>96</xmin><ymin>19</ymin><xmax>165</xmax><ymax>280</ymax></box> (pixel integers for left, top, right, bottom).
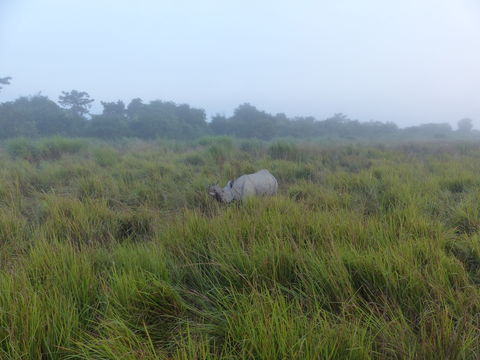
<box><xmin>0</xmin><ymin>137</ymin><xmax>480</xmax><ymax>358</ymax></box>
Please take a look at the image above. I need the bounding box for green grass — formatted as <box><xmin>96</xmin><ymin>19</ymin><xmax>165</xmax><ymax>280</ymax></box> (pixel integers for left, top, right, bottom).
<box><xmin>0</xmin><ymin>136</ymin><xmax>480</xmax><ymax>359</ymax></box>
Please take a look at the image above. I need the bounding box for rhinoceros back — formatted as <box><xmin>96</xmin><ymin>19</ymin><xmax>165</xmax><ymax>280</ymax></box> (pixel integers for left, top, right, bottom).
<box><xmin>231</xmin><ymin>169</ymin><xmax>277</xmax><ymax>200</ymax></box>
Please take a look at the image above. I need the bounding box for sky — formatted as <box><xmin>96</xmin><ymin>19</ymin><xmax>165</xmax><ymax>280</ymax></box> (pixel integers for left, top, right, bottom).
<box><xmin>1</xmin><ymin>0</ymin><xmax>479</xmax><ymax>127</ymax></box>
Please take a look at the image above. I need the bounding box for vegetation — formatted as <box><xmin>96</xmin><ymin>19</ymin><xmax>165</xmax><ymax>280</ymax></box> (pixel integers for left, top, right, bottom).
<box><xmin>58</xmin><ymin>90</ymin><xmax>95</xmax><ymax>118</ymax></box>
<box><xmin>0</xmin><ymin>84</ymin><xmax>476</xmax><ymax>141</ymax></box>
<box><xmin>0</xmin><ymin>136</ymin><xmax>480</xmax><ymax>358</ymax></box>
<box><xmin>0</xmin><ymin>77</ymin><xmax>11</xmax><ymax>92</ymax></box>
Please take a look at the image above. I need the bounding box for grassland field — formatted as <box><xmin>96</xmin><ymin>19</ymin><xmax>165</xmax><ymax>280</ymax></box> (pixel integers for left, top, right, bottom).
<box><xmin>1</xmin><ymin>136</ymin><xmax>480</xmax><ymax>359</ymax></box>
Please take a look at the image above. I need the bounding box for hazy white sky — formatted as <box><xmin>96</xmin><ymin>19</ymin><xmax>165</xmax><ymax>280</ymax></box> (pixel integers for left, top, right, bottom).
<box><xmin>1</xmin><ymin>0</ymin><xmax>479</xmax><ymax>126</ymax></box>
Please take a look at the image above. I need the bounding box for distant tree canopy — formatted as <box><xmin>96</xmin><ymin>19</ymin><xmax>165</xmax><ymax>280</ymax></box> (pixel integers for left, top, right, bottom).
<box><xmin>457</xmin><ymin>118</ymin><xmax>473</xmax><ymax>133</ymax></box>
<box><xmin>101</xmin><ymin>100</ymin><xmax>126</xmax><ymax>117</ymax></box>
<box><xmin>126</xmin><ymin>99</ymin><xmax>208</xmax><ymax>139</ymax></box>
<box><xmin>0</xmin><ymin>77</ymin><xmax>12</xmax><ymax>92</ymax></box>
<box><xmin>58</xmin><ymin>90</ymin><xmax>94</xmax><ymax>118</ymax></box>
<box><xmin>0</xmin><ymin>93</ymin><xmax>476</xmax><ymax>141</ymax></box>
<box><xmin>211</xmin><ymin>103</ymin><xmax>275</xmax><ymax>139</ymax></box>
<box><xmin>89</xmin><ymin>99</ymin><xmax>208</xmax><ymax>139</ymax></box>
<box><xmin>403</xmin><ymin>123</ymin><xmax>453</xmax><ymax>140</ymax></box>
<box><xmin>0</xmin><ymin>96</ymin><xmax>80</xmax><ymax>138</ymax></box>
<box><xmin>211</xmin><ymin>104</ymin><xmax>399</xmax><ymax>140</ymax></box>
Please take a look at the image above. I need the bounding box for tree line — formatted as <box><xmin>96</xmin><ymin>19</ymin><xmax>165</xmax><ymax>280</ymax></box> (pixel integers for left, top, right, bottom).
<box><xmin>0</xmin><ymin>80</ymin><xmax>476</xmax><ymax>141</ymax></box>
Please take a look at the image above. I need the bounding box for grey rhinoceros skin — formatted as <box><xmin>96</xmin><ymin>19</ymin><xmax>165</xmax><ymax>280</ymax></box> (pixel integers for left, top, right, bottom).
<box><xmin>208</xmin><ymin>169</ymin><xmax>278</xmax><ymax>203</ymax></box>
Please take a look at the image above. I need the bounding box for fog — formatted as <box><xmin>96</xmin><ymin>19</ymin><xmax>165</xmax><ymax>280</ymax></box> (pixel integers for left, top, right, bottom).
<box><xmin>1</xmin><ymin>0</ymin><xmax>479</xmax><ymax>127</ymax></box>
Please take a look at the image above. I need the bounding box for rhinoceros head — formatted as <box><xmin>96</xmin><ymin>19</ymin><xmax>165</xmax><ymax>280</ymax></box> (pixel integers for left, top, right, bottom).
<box><xmin>207</xmin><ymin>184</ymin><xmax>227</xmax><ymax>203</ymax></box>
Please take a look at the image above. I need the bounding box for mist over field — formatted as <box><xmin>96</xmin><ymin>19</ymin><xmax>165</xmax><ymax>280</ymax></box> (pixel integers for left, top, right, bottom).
<box><xmin>2</xmin><ymin>1</ymin><xmax>480</xmax><ymax>359</ymax></box>
<box><xmin>1</xmin><ymin>0</ymin><xmax>480</xmax><ymax>127</ymax></box>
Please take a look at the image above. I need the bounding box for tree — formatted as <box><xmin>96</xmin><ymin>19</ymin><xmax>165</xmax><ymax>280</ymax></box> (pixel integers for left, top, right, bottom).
<box><xmin>457</xmin><ymin>118</ymin><xmax>473</xmax><ymax>133</ymax></box>
<box><xmin>86</xmin><ymin>100</ymin><xmax>128</xmax><ymax>138</ymax></box>
<box><xmin>125</xmin><ymin>99</ymin><xmax>208</xmax><ymax>140</ymax></box>
<box><xmin>126</xmin><ymin>98</ymin><xmax>144</xmax><ymax>120</ymax></box>
<box><xmin>23</xmin><ymin>96</ymin><xmax>71</xmax><ymax>136</ymax></box>
<box><xmin>228</xmin><ymin>103</ymin><xmax>279</xmax><ymax>139</ymax></box>
<box><xmin>403</xmin><ymin>123</ymin><xmax>452</xmax><ymax>140</ymax></box>
<box><xmin>58</xmin><ymin>90</ymin><xmax>94</xmax><ymax>117</ymax></box>
<box><xmin>0</xmin><ymin>95</ymin><xmax>84</xmax><ymax>138</ymax></box>
<box><xmin>101</xmin><ymin>100</ymin><xmax>126</xmax><ymax>117</ymax></box>
<box><xmin>0</xmin><ymin>96</ymin><xmax>40</xmax><ymax>138</ymax></box>
<box><xmin>210</xmin><ymin>114</ymin><xmax>230</xmax><ymax>135</ymax></box>
<box><xmin>0</xmin><ymin>77</ymin><xmax>12</xmax><ymax>92</ymax></box>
